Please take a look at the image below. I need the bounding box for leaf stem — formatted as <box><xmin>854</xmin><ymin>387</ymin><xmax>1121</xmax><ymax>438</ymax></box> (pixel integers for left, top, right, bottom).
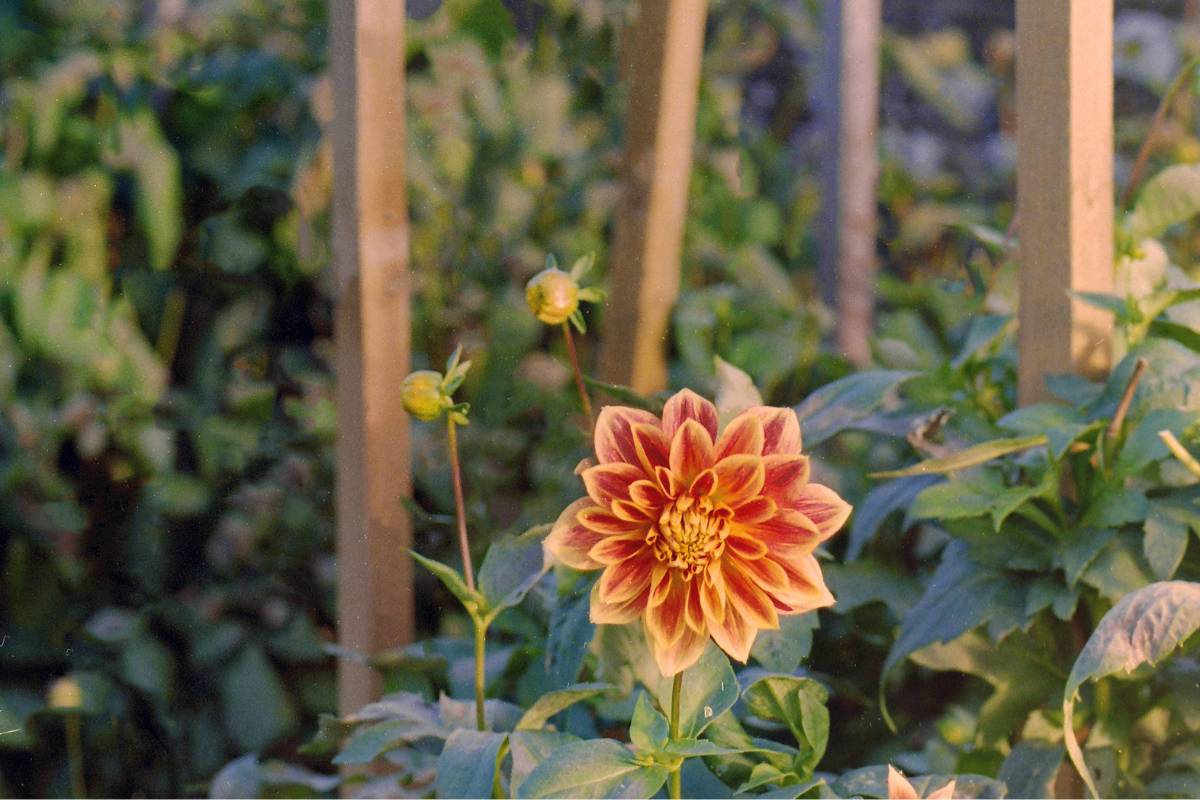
<box><xmin>446</xmin><ymin>417</ymin><xmax>476</xmax><ymax>593</ymax></box>
<box><xmin>1105</xmin><ymin>357</ymin><xmax>1148</xmax><ymax>442</ymax></box>
<box><xmin>474</xmin><ymin>619</ymin><xmax>487</xmax><ymax>732</ymax></box>
<box><xmin>561</xmin><ymin>322</ymin><xmax>594</xmax><ymax>431</ymax></box>
<box><xmin>66</xmin><ymin>713</ymin><xmax>86</xmax><ymax>798</ymax></box>
<box><xmin>668</xmin><ymin>671</ymin><xmax>683</xmax><ymax>800</ymax></box>
<box><xmin>1120</xmin><ymin>56</ymin><xmax>1200</xmax><ymax>210</ymax></box>
<box><xmin>1159</xmin><ymin>429</ymin><xmax>1200</xmax><ymax>478</ymax></box>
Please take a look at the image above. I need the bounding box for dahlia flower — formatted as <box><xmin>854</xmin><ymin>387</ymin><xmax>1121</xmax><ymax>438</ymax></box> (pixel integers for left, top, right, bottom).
<box><xmin>546</xmin><ymin>389</ymin><xmax>851</xmax><ymax>675</ymax></box>
<box><xmin>887</xmin><ymin>766</ymin><xmax>957</xmax><ymax>800</ymax></box>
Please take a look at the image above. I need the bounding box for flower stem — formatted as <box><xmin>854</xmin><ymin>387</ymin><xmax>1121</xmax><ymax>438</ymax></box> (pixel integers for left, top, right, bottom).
<box><xmin>1121</xmin><ymin>55</ymin><xmax>1200</xmax><ymax>210</ymax></box>
<box><xmin>561</xmin><ymin>322</ymin><xmax>594</xmax><ymax>430</ymax></box>
<box><xmin>446</xmin><ymin>417</ymin><xmax>476</xmax><ymax>593</ymax></box>
<box><xmin>668</xmin><ymin>671</ymin><xmax>683</xmax><ymax>800</ymax></box>
<box><xmin>474</xmin><ymin>619</ymin><xmax>487</xmax><ymax>731</ymax></box>
<box><xmin>66</xmin><ymin>713</ymin><xmax>86</xmax><ymax>798</ymax></box>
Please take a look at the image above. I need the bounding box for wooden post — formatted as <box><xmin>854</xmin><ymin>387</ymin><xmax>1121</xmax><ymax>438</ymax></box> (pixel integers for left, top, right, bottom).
<box><xmin>599</xmin><ymin>0</ymin><xmax>708</xmax><ymax>394</ymax></box>
<box><xmin>1016</xmin><ymin>0</ymin><xmax>1114</xmax><ymax>405</ymax></box>
<box><xmin>819</xmin><ymin>0</ymin><xmax>882</xmax><ymax>368</ymax></box>
<box><xmin>331</xmin><ymin>0</ymin><xmax>413</xmax><ymax>715</ymax></box>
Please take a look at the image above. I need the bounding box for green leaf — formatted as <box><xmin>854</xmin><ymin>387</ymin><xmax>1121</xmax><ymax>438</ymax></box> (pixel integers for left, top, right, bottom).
<box><xmin>1081</xmin><ymin>534</ymin><xmax>1154</xmax><ymax>602</ymax></box>
<box><xmin>663</xmin><ymin>738</ymin><xmax>762</xmax><ymax>757</ymax></box>
<box><xmin>741</xmin><ymin>675</ymin><xmax>829</xmax><ymax>775</ymax></box>
<box><xmin>1116</xmin><ymin>408</ymin><xmax>1198</xmax><ymax>477</ymax></box>
<box><xmin>545</xmin><ymin>576</ymin><xmax>596</xmax><ymax>691</ymax></box>
<box><xmin>750</xmin><ymin>612</ymin><xmax>819</xmax><ymax>673</ymax></box>
<box><xmin>435</xmin><ymin>729</ymin><xmax>507</xmax><ymax>799</ymax></box>
<box><xmin>509</xmin><ymin>731</ymin><xmax>580</xmax><ymax>797</ymax></box>
<box><xmin>998</xmin><ymin>403</ymin><xmax>1095</xmax><ymax>460</ymax></box>
<box><xmin>997</xmin><ymin>741</ymin><xmax>1063</xmax><ymax>799</ymax></box>
<box><xmin>882</xmin><ymin>543</ymin><xmax>1008</xmax><ymax>684</ymax></box>
<box><xmin>1082</xmin><ymin>487</ymin><xmax>1149</xmax><ymax>528</ymax></box>
<box><xmin>582</xmin><ymin>375</ymin><xmax>661</xmax><ymax>412</ymax></box>
<box><xmin>1126</xmin><ymin>163</ymin><xmax>1200</xmax><ymax>240</ymax></box>
<box><xmin>871</xmin><ymin>435</ymin><xmax>1047</xmax><ymax>478</ymax></box>
<box><xmin>629</xmin><ymin>692</ymin><xmax>669</xmax><ymax>753</ymax></box>
<box><xmin>516</xmin><ymin>683</ymin><xmax>614</xmax><ymax>732</ymax></box>
<box><xmin>1063</xmin><ymin>581</ymin><xmax>1200</xmax><ymax>798</ymax></box>
<box><xmin>793</xmin><ymin>370</ymin><xmax>917</xmax><ymax>448</ymax></box>
<box><xmin>517</xmin><ymin>739</ymin><xmax>668</xmax><ymax>799</ymax></box>
<box><xmin>110</xmin><ymin>112</ymin><xmax>182</xmax><ymax>270</ymax></box>
<box><xmin>1145</xmin><ymin>500</ymin><xmax>1193</xmax><ymax>580</ymax></box>
<box><xmin>848</xmin><ymin>475</ymin><xmax>941</xmax><ymax>559</ymax></box>
<box><xmin>410</xmin><ymin>550</ymin><xmax>484</xmax><ymax>614</ymax></box>
<box><xmin>119</xmin><ymin>633</ymin><xmax>176</xmax><ymax>702</ymax></box>
<box><xmin>478</xmin><ymin>525</ymin><xmax>550</xmax><ymax>622</ymax></box>
<box><xmin>220</xmin><ymin>645</ymin><xmax>298</xmax><ymax>752</ymax></box>
<box><xmin>912</xmin><ymin>629</ymin><xmax>1067</xmax><ymax>745</ymax></box>
<box><xmin>951</xmin><ymin>314</ymin><xmax>1013</xmax><ymax>368</ymax></box>
<box><xmin>833</xmin><ymin>765</ymin><xmax>1006</xmax><ymax>799</ymax></box>
<box><xmin>654</xmin><ymin>644</ymin><xmax>738</xmax><ymax>738</ymax></box>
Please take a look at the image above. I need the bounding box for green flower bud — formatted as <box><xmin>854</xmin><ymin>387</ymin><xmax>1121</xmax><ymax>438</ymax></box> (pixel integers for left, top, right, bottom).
<box><xmin>401</xmin><ymin>370</ymin><xmax>448</xmax><ymax>421</ymax></box>
<box><xmin>525</xmin><ymin>268</ymin><xmax>580</xmax><ymax>325</ymax></box>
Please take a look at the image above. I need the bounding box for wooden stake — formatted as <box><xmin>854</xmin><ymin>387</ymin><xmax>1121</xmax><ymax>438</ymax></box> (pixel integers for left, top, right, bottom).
<box><xmin>331</xmin><ymin>0</ymin><xmax>414</xmax><ymax>714</ymax></box>
<box><xmin>819</xmin><ymin>0</ymin><xmax>882</xmax><ymax>367</ymax></box>
<box><xmin>599</xmin><ymin>0</ymin><xmax>708</xmax><ymax>394</ymax></box>
<box><xmin>1016</xmin><ymin>0</ymin><xmax>1114</xmax><ymax>404</ymax></box>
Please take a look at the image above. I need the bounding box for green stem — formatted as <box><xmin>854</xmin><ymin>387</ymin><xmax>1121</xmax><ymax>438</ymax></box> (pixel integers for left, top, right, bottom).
<box><xmin>66</xmin><ymin>714</ymin><xmax>86</xmax><ymax>798</ymax></box>
<box><xmin>474</xmin><ymin>619</ymin><xmax>487</xmax><ymax>731</ymax></box>
<box><xmin>668</xmin><ymin>671</ymin><xmax>683</xmax><ymax>800</ymax></box>
<box><xmin>447</xmin><ymin>417</ymin><xmax>476</xmax><ymax>593</ymax></box>
<box><xmin>561</xmin><ymin>322</ymin><xmax>594</xmax><ymax>431</ymax></box>
<box><xmin>1121</xmin><ymin>55</ymin><xmax>1200</xmax><ymax>209</ymax></box>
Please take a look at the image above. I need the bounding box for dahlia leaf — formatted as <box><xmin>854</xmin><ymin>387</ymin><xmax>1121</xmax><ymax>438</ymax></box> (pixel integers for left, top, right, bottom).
<box><xmin>516</xmin><ymin>683</ymin><xmax>614</xmax><ymax>732</ymax></box>
<box><xmin>654</xmin><ymin>644</ymin><xmax>738</xmax><ymax>739</ymax></box>
<box><xmin>409</xmin><ymin>551</ymin><xmax>485</xmax><ymax>615</ymax></box>
<box><xmin>478</xmin><ymin>524</ymin><xmax>551</xmax><ymax>622</ymax></box>
<box><xmin>517</xmin><ymin>738</ymin><xmax>668</xmax><ymax>799</ymax></box>
<box><xmin>435</xmin><ymin>729</ymin><xmax>507</xmax><ymax>800</ymax></box>
<box><xmin>629</xmin><ymin>692</ymin><xmax>669</xmax><ymax>753</ymax></box>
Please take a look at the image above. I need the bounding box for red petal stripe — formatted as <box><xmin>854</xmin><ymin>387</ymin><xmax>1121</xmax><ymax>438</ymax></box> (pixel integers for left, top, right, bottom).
<box><xmin>662</xmin><ymin>389</ymin><xmax>719</xmax><ymax>441</ymax></box>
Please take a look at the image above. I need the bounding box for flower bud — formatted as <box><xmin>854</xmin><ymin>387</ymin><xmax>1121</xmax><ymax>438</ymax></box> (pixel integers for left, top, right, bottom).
<box><xmin>49</xmin><ymin>676</ymin><xmax>82</xmax><ymax>710</ymax></box>
<box><xmin>401</xmin><ymin>370</ymin><xmax>447</xmax><ymax>421</ymax></box>
<box><xmin>525</xmin><ymin>268</ymin><xmax>579</xmax><ymax>325</ymax></box>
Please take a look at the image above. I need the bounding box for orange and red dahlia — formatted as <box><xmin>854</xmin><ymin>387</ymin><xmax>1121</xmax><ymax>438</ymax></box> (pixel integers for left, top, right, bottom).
<box><xmin>546</xmin><ymin>389</ymin><xmax>852</xmax><ymax>675</ymax></box>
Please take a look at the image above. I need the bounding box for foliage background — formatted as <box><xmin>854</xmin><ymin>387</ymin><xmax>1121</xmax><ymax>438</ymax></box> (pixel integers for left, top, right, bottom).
<box><xmin>2</xmin><ymin>0</ymin><xmax>1200</xmax><ymax>796</ymax></box>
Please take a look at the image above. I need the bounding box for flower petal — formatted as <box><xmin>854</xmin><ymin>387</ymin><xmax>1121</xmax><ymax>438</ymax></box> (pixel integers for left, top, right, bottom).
<box><xmin>683</xmin><ymin>579</ymin><xmax>705</xmax><ymax>632</ymax></box>
<box><xmin>713</xmin><ymin>455</ymin><xmax>766</xmax><ymax>506</ymax></box>
<box><xmin>629</xmin><ymin>479</ymin><xmax>669</xmax><ymax>509</ymax></box>
<box><xmin>699</xmin><ymin>569</ymin><xmax>726</xmax><ymax>625</ymax></box>
<box><xmin>645</xmin><ymin>575</ymin><xmax>689</xmax><ymax>648</ymax></box>
<box><xmin>654</xmin><ymin>466</ymin><xmax>682</xmax><ymax>498</ymax></box>
<box><xmin>597</xmin><ymin>554</ymin><xmax>656</xmax><ymax>604</ymax></box>
<box><xmin>545</xmin><ymin>499</ymin><xmax>605</xmax><ymax>570</ymax></box>
<box><xmin>595</xmin><ymin>406</ymin><xmax>662</xmax><ymax>466</ymax></box>
<box><xmin>715</xmin><ymin>412</ymin><xmax>764</xmax><ymax>460</ymax></box>
<box><xmin>725</xmin><ymin>533</ymin><xmax>769</xmax><ymax>560</ymax></box>
<box><xmin>590</xmin><ymin>578</ymin><xmax>650</xmax><ymax>625</ymax></box>
<box><xmin>887</xmin><ymin>767</ymin><xmax>921</xmax><ymax>800</ymax></box>
<box><xmin>721</xmin><ymin>557</ymin><xmax>779</xmax><ymax>630</ymax></box>
<box><xmin>745</xmin><ymin>407</ymin><xmax>802</xmax><ymax>455</ymax></box>
<box><xmin>631</xmin><ymin>423</ymin><xmax>671</xmax><ymax>475</ymax></box>
<box><xmin>662</xmin><ymin>389</ymin><xmax>719</xmax><ymax>441</ymax></box>
<box><xmin>648</xmin><ymin>565</ymin><xmax>672</xmax><ymax>608</ymax></box>
<box><xmin>707</xmin><ymin>602</ymin><xmax>757</xmax><ymax>663</ymax></box>
<box><xmin>761</xmin><ymin>454</ymin><xmax>811</xmax><ymax>504</ymax></box>
<box><xmin>740</xmin><ymin>509</ymin><xmax>823</xmax><ymax>557</ymax></box>
<box><xmin>611</xmin><ymin>499</ymin><xmax>655</xmax><ymax>523</ymax></box>
<box><xmin>588</xmin><ymin>535</ymin><xmax>650</xmax><ymax>566</ymax></box>
<box><xmin>647</xmin><ymin>619</ymin><xmax>709</xmax><ymax>676</ymax></box>
<box><xmin>790</xmin><ymin>483</ymin><xmax>852</xmax><ymax>541</ymax></box>
<box><xmin>581</xmin><ymin>462</ymin><xmax>643</xmax><ymax>507</ymax></box>
<box><xmin>577</xmin><ymin>506</ymin><xmax>645</xmax><ymax>535</ymax></box>
<box><xmin>927</xmin><ymin>779</ymin><xmax>957</xmax><ymax>800</ymax></box>
<box><xmin>771</xmin><ymin>553</ymin><xmax>836</xmax><ymax>613</ymax></box>
<box><xmin>669</xmin><ymin>419</ymin><xmax>716</xmax><ymax>484</ymax></box>
<box><xmin>731</xmin><ymin>495</ymin><xmax>776</xmax><ymax>524</ymax></box>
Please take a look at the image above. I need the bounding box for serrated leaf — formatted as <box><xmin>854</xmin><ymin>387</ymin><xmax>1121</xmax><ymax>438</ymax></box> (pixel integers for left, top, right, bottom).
<box><xmin>516</xmin><ymin>683</ymin><xmax>614</xmax><ymax>732</ymax></box>
<box><xmin>794</xmin><ymin>370</ymin><xmax>917</xmax><ymax>448</ymax></box>
<box><xmin>871</xmin><ymin>435</ymin><xmax>1047</xmax><ymax>478</ymax></box>
<box><xmin>435</xmin><ymin>729</ymin><xmax>507</xmax><ymax>799</ymax></box>
<box><xmin>517</xmin><ymin>739</ymin><xmax>668</xmax><ymax>799</ymax></box>
<box><xmin>848</xmin><ymin>475</ymin><xmax>941</xmax><ymax>559</ymax></box>
<box><xmin>1063</xmin><ymin>581</ymin><xmax>1200</xmax><ymax>798</ymax></box>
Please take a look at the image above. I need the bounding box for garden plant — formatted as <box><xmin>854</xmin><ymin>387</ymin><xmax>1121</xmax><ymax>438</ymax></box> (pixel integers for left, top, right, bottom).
<box><xmin>4</xmin><ymin>1</ymin><xmax>1200</xmax><ymax>799</ymax></box>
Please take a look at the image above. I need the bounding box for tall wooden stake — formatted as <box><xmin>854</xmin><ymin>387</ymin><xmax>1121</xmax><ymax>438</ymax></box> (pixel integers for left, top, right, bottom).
<box><xmin>1016</xmin><ymin>0</ymin><xmax>1114</xmax><ymax>404</ymax></box>
<box><xmin>331</xmin><ymin>0</ymin><xmax>414</xmax><ymax>714</ymax></box>
<box><xmin>599</xmin><ymin>0</ymin><xmax>708</xmax><ymax>394</ymax></box>
<box><xmin>819</xmin><ymin>0</ymin><xmax>882</xmax><ymax>367</ymax></box>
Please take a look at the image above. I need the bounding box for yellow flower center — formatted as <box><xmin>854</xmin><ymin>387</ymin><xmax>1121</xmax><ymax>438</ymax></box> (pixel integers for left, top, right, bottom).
<box><xmin>647</xmin><ymin>494</ymin><xmax>731</xmax><ymax>579</ymax></box>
